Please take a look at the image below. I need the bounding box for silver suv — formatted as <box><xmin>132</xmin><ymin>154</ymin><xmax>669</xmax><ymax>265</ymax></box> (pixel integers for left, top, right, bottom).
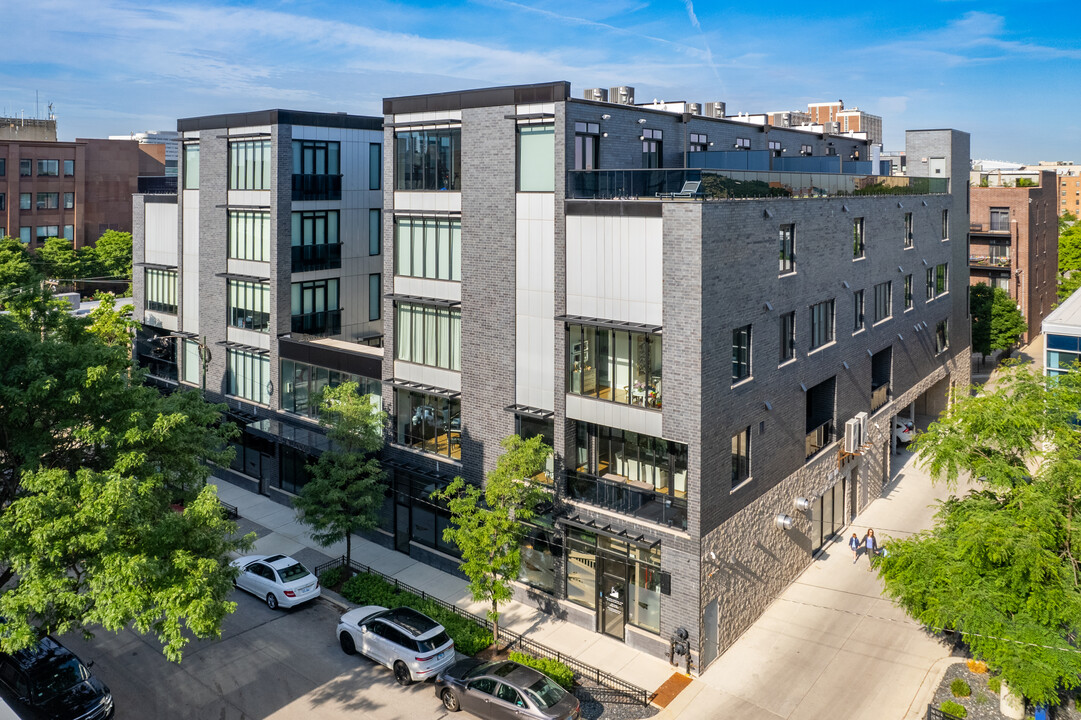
<box><xmin>336</xmin><ymin>606</ymin><xmax>456</xmax><ymax>685</ymax></box>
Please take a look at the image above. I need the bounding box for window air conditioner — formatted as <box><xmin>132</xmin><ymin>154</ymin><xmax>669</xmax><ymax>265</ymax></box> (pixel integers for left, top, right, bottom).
<box><xmin>844</xmin><ymin>417</ymin><xmax>863</xmax><ymax>454</ymax></box>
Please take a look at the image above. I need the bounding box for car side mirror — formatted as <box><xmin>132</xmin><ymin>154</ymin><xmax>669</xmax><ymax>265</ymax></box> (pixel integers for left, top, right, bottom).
<box><xmin>86</xmin><ymin>661</ymin><xmax>95</xmax><ymax>669</ymax></box>
<box><xmin>359</xmin><ymin>625</ymin><xmax>367</xmax><ymax>633</ymax></box>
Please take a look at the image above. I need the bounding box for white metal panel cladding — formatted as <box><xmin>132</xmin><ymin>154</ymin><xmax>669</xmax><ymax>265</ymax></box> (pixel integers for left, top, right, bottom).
<box><xmin>516</xmin><ymin>193</ymin><xmax>555</xmax><ymax>412</ymax></box>
<box><xmin>145</xmin><ymin>202</ymin><xmax>178</xmax><ymax>267</ymax></box>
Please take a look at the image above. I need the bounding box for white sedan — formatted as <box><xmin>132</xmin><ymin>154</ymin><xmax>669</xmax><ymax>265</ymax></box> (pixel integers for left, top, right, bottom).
<box><xmin>230</xmin><ymin>554</ymin><xmax>321</xmax><ymax>609</ymax></box>
<box><xmin>894</xmin><ymin>417</ymin><xmax>915</xmax><ymax>444</ymax></box>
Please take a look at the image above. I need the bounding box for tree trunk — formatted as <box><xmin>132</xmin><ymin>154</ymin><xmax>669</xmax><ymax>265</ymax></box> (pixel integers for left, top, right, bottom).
<box><xmin>346</xmin><ymin>532</ymin><xmax>352</xmax><ymax>567</ymax></box>
<box><xmin>492</xmin><ymin>601</ymin><xmax>500</xmax><ymax>647</ymax></box>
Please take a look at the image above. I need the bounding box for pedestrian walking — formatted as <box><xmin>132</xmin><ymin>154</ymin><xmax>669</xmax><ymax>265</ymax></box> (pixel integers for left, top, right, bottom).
<box><xmin>865</xmin><ymin>529</ymin><xmax>878</xmax><ymax>567</ymax></box>
<box><xmin>848</xmin><ymin>533</ymin><xmax>860</xmax><ymax>563</ymax></box>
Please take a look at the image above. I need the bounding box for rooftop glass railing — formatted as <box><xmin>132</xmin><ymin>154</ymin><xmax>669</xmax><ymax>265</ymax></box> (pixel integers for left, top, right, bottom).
<box><xmin>567</xmin><ymin>168</ymin><xmax>948</xmax><ymax>201</ymax></box>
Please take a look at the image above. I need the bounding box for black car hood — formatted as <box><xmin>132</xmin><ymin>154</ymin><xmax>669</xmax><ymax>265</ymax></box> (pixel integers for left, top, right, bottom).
<box><xmin>39</xmin><ymin>677</ymin><xmax>108</xmax><ymax>719</ymax></box>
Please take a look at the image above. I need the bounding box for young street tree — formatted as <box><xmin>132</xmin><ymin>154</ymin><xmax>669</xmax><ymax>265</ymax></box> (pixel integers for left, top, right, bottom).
<box><xmin>989</xmin><ymin>286</ymin><xmax>1028</xmax><ymax>356</ymax></box>
<box><xmin>434</xmin><ymin>434</ymin><xmax>552</xmax><ymax>645</ymax></box>
<box><xmin>294</xmin><ymin>382</ymin><xmax>386</xmax><ymax>566</ymax></box>
<box><xmin>877</xmin><ymin>363</ymin><xmax>1081</xmax><ymax>705</ymax></box>
<box><xmin>0</xmin><ymin>291</ymin><xmax>249</xmax><ymax>661</ymax></box>
<box><xmin>970</xmin><ymin>282</ymin><xmax>993</xmax><ymax>363</ymax></box>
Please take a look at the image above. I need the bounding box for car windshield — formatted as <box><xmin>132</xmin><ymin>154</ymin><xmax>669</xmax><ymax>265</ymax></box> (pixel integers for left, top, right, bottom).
<box><xmin>31</xmin><ymin>657</ymin><xmax>87</xmax><ymax>702</ymax></box>
<box><xmin>464</xmin><ymin>661</ymin><xmax>503</xmax><ymax>679</ymax></box>
<box><xmin>417</xmin><ymin>631</ymin><xmax>451</xmax><ymax>653</ymax></box>
<box><xmin>277</xmin><ymin>563</ymin><xmax>310</xmax><ymax>582</ymax></box>
<box><xmin>525</xmin><ymin>675</ymin><xmax>566</xmax><ymax>709</ymax></box>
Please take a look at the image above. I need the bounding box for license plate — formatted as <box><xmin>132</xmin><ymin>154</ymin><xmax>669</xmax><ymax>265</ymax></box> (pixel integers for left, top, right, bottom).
<box><xmin>300</xmin><ymin>585</ymin><xmax>312</xmax><ymax>594</ymax></box>
<box><xmin>437</xmin><ymin>651</ymin><xmax>445</xmax><ymax>660</ymax></box>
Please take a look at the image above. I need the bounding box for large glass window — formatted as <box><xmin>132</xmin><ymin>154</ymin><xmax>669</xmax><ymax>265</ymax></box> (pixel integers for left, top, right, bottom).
<box><xmin>229</xmin><ymin>139</ymin><xmax>271</xmax><ymax>190</ymax></box>
<box><xmin>571</xmin><ymin>424</ymin><xmax>687</xmax><ymax>513</ymax></box>
<box><xmin>873</xmin><ymin>281</ymin><xmax>892</xmax><ymax>323</ymax></box>
<box><xmin>182</xmin><ymin>339</ymin><xmax>201</xmax><ymax>385</ymax></box>
<box><xmin>394</xmin><ymin>388</ymin><xmax>461</xmax><ymax>460</ymax></box>
<box><xmin>779</xmin><ymin>224</ymin><xmax>794</xmax><ymax>274</ymax></box>
<box><xmin>641</xmin><ymin>128</ymin><xmax>662</xmax><ymax>169</ymax></box>
<box><xmin>145</xmin><ymin>268</ymin><xmax>177</xmax><ymax>314</ymax></box>
<box><xmin>566</xmin><ymin>325</ymin><xmax>662</xmax><ymax>408</ymax></box>
<box><xmin>228</xmin><ymin>279</ymin><xmax>270</xmax><ymax>332</ymax></box>
<box><xmin>293</xmin><ymin>140</ymin><xmax>340</xmax><ymax>176</ymax></box>
<box><xmin>63</xmin><ymin>192</ymin><xmax>74</xmax><ymax>209</ymax></box>
<box><xmin>280</xmin><ymin>358</ymin><xmax>381</xmax><ymax>419</ymax></box>
<box><xmin>183</xmin><ymin>144</ymin><xmax>199</xmax><ymax>189</ymax></box>
<box><xmin>990</xmin><ymin>207</ymin><xmax>1010</xmax><ymax>232</ymax></box>
<box><xmin>37</xmin><ymin>159</ymin><xmax>59</xmax><ymax>177</ymax></box>
<box><xmin>63</xmin><ymin>159</ymin><xmax>74</xmax><ymax>177</ymax></box>
<box><xmin>19</xmin><ymin>159</ymin><xmax>31</xmax><ymax>177</ymax></box>
<box><xmin>229</xmin><ymin>210</ymin><xmax>271</xmax><ymax>262</ymax></box>
<box><xmin>520</xmin><ymin>522</ymin><xmax>561</xmax><ymax>595</ymax></box>
<box><xmin>515</xmin><ymin>415</ymin><xmax>555</xmax><ymax>486</ymax></box>
<box><xmin>518</xmin><ymin>124</ymin><xmax>555</xmax><ymax>192</ymax></box>
<box><xmin>810</xmin><ymin>299</ymin><xmax>835</xmax><ymax>350</ymax></box>
<box><xmin>732</xmin><ymin>325</ymin><xmax>751</xmax><ymax>382</ymax></box>
<box><xmin>226</xmin><ymin>348</ymin><xmax>270</xmax><ymax>404</ymax></box>
<box><xmin>395</xmin><ymin>217</ymin><xmax>461</xmax><ymax>281</ymax></box>
<box><xmin>291</xmin><ymin>210</ymin><xmax>340</xmax><ymax>271</ymax></box>
<box><xmin>396</xmin><ymin>302</ymin><xmax>461</xmax><ymax>371</ymax></box>
<box><xmin>395</xmin><ymin>128</ymin><xmax>461</xmax><ymax>191</ymax></box>
<box><xmin>369</xmin><ymin>142</ymin><xmax>382</xmax><ymax>190</ymax></box>
<box><xmin>36</xmin><ymin>226</ymin><xmax>58</xmax><ymax>241</ymax></box>
<box><xmin>564</xmin><ymin>529</ymin><xmax>663</xmax><ymax>632</ymax></box>
<box><xmin>566</xmin><ymin>529</ymin><xmax>597</xmax><ymax>609</ymax></box>
<box><xmin>36</xmin><ymin>192</ymin><xmax>59</xmax><ymax>210</ymax></box>
<box><xmin>19</xmin><ymin>193</ymin><xmax>30</xmax><ymax>210</ymax></box>
<box><xmin>291</xmin><ymin>279</ymin><xmax>340</xmax><ymax>335</ymax></box>
<box><xmin>574</xmin><ymin>122</ymin><xmax>599</xmax><ymax>170</ymax></box>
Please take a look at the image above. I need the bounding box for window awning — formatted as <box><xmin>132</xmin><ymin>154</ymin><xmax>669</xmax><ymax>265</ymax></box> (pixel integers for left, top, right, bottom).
<box><xmin>135</xmin><ymin>262</ymin><xmax>177</xmax><ymax>271</ymax></box>
<box><xmin>215</xmin><ymin>272</ymin><xmax>271</xmax><ymax>283</ymax></box>
<box><xmin>556</xmin><ymin>315</ymin><xmax>662</xmax><ymax>335</ymax></box>
<box><xmin>505</xmin><ymin>404</ymin><xmax>554</xmax><ymax>420</ymax></box>
<box><xmin>385</xmin><ymin>293</ymin><xmax>461</xmax><ymax>308</ymax></box>
<box><xmin>386</xmin><ymin>378</ymin><xmax>461</xmax><ymax>399</ymax></box>
<box><xmin>560</xmin><ymin>513</ymin><xmax>661</xmax><ymax>549</ymax></box>
<box><xmin>215</xmin><ymin>340</ymin><xmax>269</xmax><ymax>355</ymax></box>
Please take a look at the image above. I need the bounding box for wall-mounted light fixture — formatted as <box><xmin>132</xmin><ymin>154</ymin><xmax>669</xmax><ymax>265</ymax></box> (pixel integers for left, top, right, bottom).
<box><xmin>601</xmin><ymin>114</ymin><xmax>611</xmax><ymax>120</ymax></box>
<box><xmin>602</xmin><ymin>132</ymin><xmax>608</xmax><ymax>138</ymax></box>
<box><xmin>775</xmin><ymin>514</ymin><xmax>795</xmax><ymax>531</ymax></box>
<box><xmin>794</xmin><ymin>497</ymin><xmax>813</xmax><ymax>512</ymax></box>
<box><xmin>637</xmin><ymin>118</ymin><xmax>647</xmax><ymax>124</ymax></box>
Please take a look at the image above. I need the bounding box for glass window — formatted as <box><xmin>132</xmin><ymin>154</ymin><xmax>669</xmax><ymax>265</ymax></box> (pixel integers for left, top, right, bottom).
<box><xmin>732</xmin><ymin>325</ymin><xmax>751</xmax><ymax>382</ymax></box>
<box><xmin>520</xmin><ymin>526</ymin><xmax>561</xmax><ymax>595</ymax></box>
<box><xmin>394</xmin><ymin>388</ymin><xmax>461</xmax><ymax>460</ymax></box>
<box><xmin>369</xmin><ymin>273</ymin><xmax>381</xmax><ymax>322</ymax></box>
<box><xmin>37</xmin><ymin>159</ymin><xmax>59</xmax><ymax>176</ymax></box>
<box><xmin>183</xmin><ymin>144</ymin><xmax>199</xmax><ymax>189</ymax></box>
<box><xmin>853</xmin><ymin>218</ymin><xmax>865</xmax><ymax>258</ymax></box>
<box><xmin>566</xmin><ymin>324</ymin><xmax>661</xmax><ymax>408</ymax></box>
<box><xmin>230</xmin><ymin>139</ymin><xmax>271</xmax><ymax>190</ymax></box>
<box><xmin>227</xmin><ymin>280</ymin><xmax>270</xmax><ymax>332</ymax></box>
<box><xmin>291</xmin><ymin>278</ymin><xmax>341</xmax><ymax>335</ymax></box>
<box><xmin>903</xmin><ymin>212</ymin><xmax>913</xmax><ymax>248</ymax></box>
<box><xmin>810</xmin><ymin>299</ymin><xmax>835</xmax><ymax>350</ymax></box>
<box><xmin>926</xmin><ymin>267</ymin><xmax>935</xmax><ymax>301</ymax></box>
<box><xmin>63</xmin><ymin>192</ymin><xmax>74</xmax><ymax>209</ymax></box>
<box><xmin>731</xmin><ymin>426</ymin><xmax>750</xmax><ymax>487</ymax></box>
<box><xmin>227</xmin><ymin>348</ymin><xmax>271</xmax><ymax>404</ymax></box>
<box><xmin>0</xmin><ymin>194</ymin><xmax>4</xmax><ymax>211</ymax></box>
<box><xmin>780</xmin><ymin>311</ymin><xmax>795</xmax><ymax>362</ymax></box>
<box><xmin>853</xmin><ymin>289</ymin><xmax>865</xmax><ymax>331</ymax></box>
<box><xmin>779</xmin><ymin>224</ymin><xmax>794</xmax><ymax>274</ymax></box>
<box><xmin>936</xmin><ymin>263</ymin><xmax>948</xmax><ymax>295</ymax></box>
<box><xmin>0</xmin><ymin>158</ymin><xmax>5</xmax><ymax>176</ymax></box>
<box><xmin>229</xmin><ymin>210</ymin><xmax>271</xmax><ymax>261</ymax></box>
<box><xmin>36</xmin><ymin>192</ymin><xmax>59</xmax><ymax>210</ymax></box>
<box><xmin>145</xmin><ymin>268</ymin><xmax>178</xmax><ymax>314</ymax></box>
<box><xmin>19</xmin><ymin>159</ymin><xmax>31</xmax><ymax>177</ymax></box>
<box><xmin>990</xmin><ymin>207</ymin><xmax>1009</xmax><ymax>232</ymax></box>
<box><xmin>574</xmin><ymin>122</ymin><xmax>599</xmax><ymax>170</ymax></box>
<box><xmin>873</xmin><ymin>281</ymin><xmax>892</xmax><ymax>323</ymax></box>
<box><xmin>279</xmin><ymin>445</ymin><xmax>313</xmax><ymax>494</ymax></box>
<box><xmin>395</xmin><ymin>216</ymin><xmax>461</xmax><ymax>281</ymax></box>
<box><xmin>395</xmin><ymin>128</ymin><xmax>461</xmax><ymax>191</ymax></box>
<box><xmin>63</xmin><ymin>159</ymin><xmax>74</xmax><ymax>177</ymax></box>
<box><xmin>904</xmin><ymin>274</ymin><xmax>913</xmax><ymax>310</ymax></box>
<box><xmin>518</xmin><ymin>124</ymin><xmax>555</xmax><ymax>192</ymax></box>
<box><xmin>396</xmin><ymin>303</ymin><xmax>460</xmax><ymax>371</ymax></box>
<box><xmin>35</xmin><ymin>226</ymin><xmax>58</xmax><ymax>241</ymax></box>
<box><xmin>63</xmin><ymin>225</ymin><xmax>73</xmax><ymax>241</ymax></box>
<box><xmin>642</xmin><ymin>128</ymin><xmax>662</xmax><ymax>169</ymax></box>
<box><xmin>935</xmin><ymin>319</ymin><xmax>949</xmax><ymax>353</ymax></box>
<box><xmin>19</xmin><ymin>227</ymin><xmax>31</xmax><ymax>243</ymax></box>
<box><xmin>566</xmin><ymin>530</ymin><xmax>597</xmax><ymax>609</ymax></box>
<box><xmin>941</xmin><ymin>209</ymin><xmax>949</xmax><ymax>240</ymax></box>
<box><xmin>369</xmin><ymin>142</ymin><xmax>382</xmax><ymax>190</ymax></box>
<box><xmin>293</xmin><ymin>140</ymin><xmax>340</xmax><ymax>175</ymax></box>
<box><xmin>19</xmin><ymin>193</ymin><xmax>30</xmax><ymax>210</ymax></box>
<box><xmin>369</xmin><ymin>209</ymin><xmax>381</xmax><ymax>256</ymax></box>
<box><xmin>182</xmin><ymin>339</ymin><xmax>201</xmax><ymax>385</ymax></box>
<box><xmin>629</xmin><ymin>559</ymin><xmax>661</xmax><ymax>633</ymax></box>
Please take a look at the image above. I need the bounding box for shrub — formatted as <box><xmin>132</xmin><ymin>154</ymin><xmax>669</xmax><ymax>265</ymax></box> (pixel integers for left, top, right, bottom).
<box><xmin>509</xmin><ymin>651</ymin><xmax>575</xmax><ymax>691</ymax></box>
<box><xmin>319</xmin><ymin>567</ymin><xmax>343</xmax><ymax>589</ymax></box>
<box><xmin>966</xmin><ymin>659</ymin><xmax>988</xmax><ymax>674</ymax></box>
<box><xmin>987</xmin><ymin>676</ymin><xmax>1001</xmax><ymax>694</ymax></box>
<box><xmin>940</xmin><ymin>700</ymin><xmax>967</xmax><ymax>718</ymax></box>
<box><xmin>950</xmin><ymin>678</ymin><xmax>971</xmax><ymax>697</ymax></box>
<box><xmin>338</xmin><ymin>571</ymin><xmax>494</xmax><ymax>656</ymax></box>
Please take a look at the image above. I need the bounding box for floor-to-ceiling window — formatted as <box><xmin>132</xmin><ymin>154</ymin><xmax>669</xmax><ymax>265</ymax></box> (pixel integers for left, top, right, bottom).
<box><xmin>395</xmin><ymin>128</ymin><xmax>461</xmax><ymax>191</ymax></box>
<box><xmin>394</xmin><ymin>388</ymin><xmax>461</xmax><ymax>460</ymax></box>
<box><xmin>567</xmin><ymin>324</ymin><xmax>661</xmax><ymax>408</ymax></box>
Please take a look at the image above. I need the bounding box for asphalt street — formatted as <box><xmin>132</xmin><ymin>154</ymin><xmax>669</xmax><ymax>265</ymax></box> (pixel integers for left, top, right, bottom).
<box><xmin>60</xmin><ymin>590</ymin><xmax>458</xmax><ymax>720</ymax></box>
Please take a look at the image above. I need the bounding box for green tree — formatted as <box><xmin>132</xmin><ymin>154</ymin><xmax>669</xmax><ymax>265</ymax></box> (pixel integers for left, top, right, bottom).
<box><xmin>1058</xmin><ymin>211</ymin><xmax>1076</xmax><ymax>235</ymax></box>
<box><xmin>434</xmin><ymin>435</ymin><xmax>552</xmax><ymax>644</ymax></box>
<box><xmin>1058</xmin><ymin>222</ymin><xmax>1081</xmax><ymax>300</ymax></box>
<box><xmin>0</xmin><ymin>237</ymin><xmax>40</xmax><ymax>308</ymax></box>
<box><xmin>93</xmin><ymin>230</ymin><xmax>133</xmax><ymax>280</ymax></box>
<box><xmin>989</xmin><ymin>287</ymin><xmax>1027</xmax><ymax>356</ymax></box>
<box><xmin>969</xmin><ymin>282</ymin><xmax>992</xmax><ymax>361</ymax></box>
<box><xmin>294</xmin><ymin>382</ymin><xmax>386</xmax><ymax>566</ymax></box>
<box><xmin>878</xmin><ymin>364</ymin><xmax>1081</xmax><ymax>705</ymax></box>
<box><xmin>36</xmin><ymin>237</ymin><xmax>83</xmax><ymax>285</ymax></box>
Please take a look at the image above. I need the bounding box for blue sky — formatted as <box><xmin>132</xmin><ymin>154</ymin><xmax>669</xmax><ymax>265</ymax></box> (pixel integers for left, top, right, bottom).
<box><xmin>4</xmin><ymin>0</ymin><xmax>1078</xmax><ymax>161</ymax></box>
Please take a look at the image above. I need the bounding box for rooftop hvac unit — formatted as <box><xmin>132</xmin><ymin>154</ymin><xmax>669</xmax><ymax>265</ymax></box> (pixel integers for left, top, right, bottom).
<box><xmin>703</xmin><ymin>102</ymin><xmax>726</xmax><ymax>119</ymax></box>
<box><xmin>854</xmin><ymin>412</ymin><xmax>868</xmax><ymax>445</ymax></box>
<box><xmin>686</xmin><ymin>103</ymin><xmax>702</xmax><ymax>116</ymax></box>
<box><xmin>583</xmin><ymin>88</ymin><xmax>608</xmax><ymax>102</ymax></box>
<box><xmin>844</xmin><ymin>417</ymin><xmax>863</xmax><ymax>454</ymax></box>
<box><xmin>609</xmin><ymin>86</ymin><xmax>635</xmax><ymax>105</ymax></box>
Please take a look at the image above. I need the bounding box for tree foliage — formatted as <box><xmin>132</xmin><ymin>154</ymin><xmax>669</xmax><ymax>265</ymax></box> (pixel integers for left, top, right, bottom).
<box><xmin>294</xmin><ymin>382</ymin><xmax>386</xmax><ymax>565</ymax></box>
<box><xmin>989</xmin><ymin>287</ymin><xmax>1027</xmax><ymax>354</ymax></box>
<box><xmin>0</xmin><ymin>237</ymin><xmax>41</xmax><ymax>309</ymax></box>
<box><xmin>1058</xmin><ymin>220</ymin><xmax>1081</xmax><ymax>300</ymax></box>
<box><xmin>878</xmin><ymin>364</ymin><xmax>1081</xmax><ymax>704</ymax></box>
<box><xmin>92</xmin><ymin>230</ymin><xmax>133</xmax><ymax>280</ymax></box>
<box><xmin>970</xmin><ymin>282</ymin><xmax>993</xmax><ymax>359</ymax></box>
<box><xmin>433</xmin><ymin>435</ymin><xmax>552</xmax><ymax>644</ymax></box>
<box><xmin>0</xmin><ymin>289</ymin><xmax>247</xmax><ymax>661</ymax></box>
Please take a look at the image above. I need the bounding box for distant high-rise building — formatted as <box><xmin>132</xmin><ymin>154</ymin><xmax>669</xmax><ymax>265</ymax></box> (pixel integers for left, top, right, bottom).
<box><xmin>109</xmin><ymin>130</ymin><xmax>181</xmax><ymax>176</ymax></box>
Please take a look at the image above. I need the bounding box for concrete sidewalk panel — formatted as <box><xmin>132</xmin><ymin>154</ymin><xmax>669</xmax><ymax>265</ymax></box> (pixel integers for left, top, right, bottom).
<box><xmin>251</xmin><ymin>532</ymin><xmax>306</xmax><ymax>558</ymax></box>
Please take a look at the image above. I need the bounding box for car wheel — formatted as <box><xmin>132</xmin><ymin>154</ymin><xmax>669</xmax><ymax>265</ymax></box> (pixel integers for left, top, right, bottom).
<box><xmin>393</xmin><ymin>660</ymin><xmax>412</xmax><ymax>686</ymax></box>
<box><xmin>441</xmin><ymin>689</ymin><xmax>460</xmax><ymax>712</ymax></box>
<box><xmin>340</xmin><ymin>632</ymin><xmax>356</xmax><ymax>656</ymax></box>
<box><xmin>266</xmin><ymin>593</ymin><xmax>278</xmax><ymax>610</ymax></box>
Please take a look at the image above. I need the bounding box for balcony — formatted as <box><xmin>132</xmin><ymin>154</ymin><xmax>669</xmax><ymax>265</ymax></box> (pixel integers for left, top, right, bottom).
<box><xmin>291</xmin><ymin>243</ymin><xmax>342</xmax><ymax>272</ymax></box>
<box><xmin>565</xmin><ymin>470</ymin><xmax>687</xmax><ymax>530</ymax></box>
<box><xmin>291</xmin><ymin>310</ymin><xmax>341</xmax><ymax>336</ymax></box>
<box><xmin>805</xmin><ymin>420</ymin><xmax>833</xmax><ymax>460</ymax></box>
<box><xmin>567</xmin><ymin>168</ymin><xmax>948</xmax><ymax>201</ymax></box>
<box><xmin>871</xmin><ymin>383</ymin><xmax>889</xmax><ymax>413</ymax></box>
<box><xmin>970</xmin><ymin>221</ymin><xmax>1011</xmax><ymax>234</ymax></box>
<box><xmin>137</xmin><ymin>176</ymin><xmax>178</xmax><ymax>195</ymax></box>
<box><xmin>292</xmin><ymin>173</ymin><xmax>342</xmax><ymax>201</ymax></box>
<box><xmin>969</xmin><ymin>255</ymin><xmax>1011</xmax><ymax>268</ymax></box>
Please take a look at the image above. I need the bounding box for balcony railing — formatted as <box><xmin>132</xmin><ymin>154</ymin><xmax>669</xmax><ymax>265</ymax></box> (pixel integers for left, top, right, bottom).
<box><xmin>138</xmin><ymin>176</ymin><xmax>178</xmax><ymax>194</ymax></box>
<box><xmin>567</xmin><ymin>169</ymin><xmax>948</xmax><ymax>201</ymax></box>
<box><xmin>291</xmin><ymin>243</ymin><xmax>342</xmax><ymax>272</ymax></box>
<box><xmin>292</xmin><ymin>173</ymin><xmax>342</xmax><ymax>201</ymax></box>
<box><xmin>969</xmin><ymin>255</ymin><xmax>1011</xmax><ymax>267</ymax></box>
<box><xmin>871</xmin><ymin>383</ymin><xmax>889</xmax><ymax>413</ymax></box>
<box><xmin>805</xmin><ymin>420</ymin><xmax>833</xmax><ymax>460</ymax></box>
<box><xmin>565</xmin><ymin>470</ymin><xmax>687</xmax><ymax>530</ymax></box>
<box><xmin>971</xmin><ymin>220</ymin><xmax>1011</xmax><ymax>233</ymax></box>
<box><xmin>291</xmin><ymin>310</ymin><xmax>341</xmax><ymax>336</ymax></box>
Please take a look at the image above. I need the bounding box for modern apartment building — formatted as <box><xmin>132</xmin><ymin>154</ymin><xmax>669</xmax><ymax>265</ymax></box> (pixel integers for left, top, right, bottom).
<box><xmin>378</xmin><ymin>81</ymin><xmax>970</xmax><ymax>670</ymax></box>
<box><xmin>969</xmin><ymin>170</ymin><xmax>1057</xmax><ymax>343</ymax></box>
<box><xmin>131</xmin><ymin>109</ymin><xmax>385</xmax><ymax>498</ymax></box>
<box><xmin>0</xmin><ymin>137</ymin><xmax>164</xmax><ymax>248</ymax></box>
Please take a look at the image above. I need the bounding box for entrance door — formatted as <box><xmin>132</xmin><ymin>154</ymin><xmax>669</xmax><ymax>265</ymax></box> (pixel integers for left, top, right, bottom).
<box><xmin>395</xmin><ymin>503</ymin><xmax>410</xmax><ymax>554</ymax></box>
<box><xmin>599</xmin><ymin>562</ymin><xmax>627</xmax><ymax>640</ymax></box>
<box><xmin>702</xmin><ymin>599</ymin><xmax>719</xmax><ymax>669</ymax></box>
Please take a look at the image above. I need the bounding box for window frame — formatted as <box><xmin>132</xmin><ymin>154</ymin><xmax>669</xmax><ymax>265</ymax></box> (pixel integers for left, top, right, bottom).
<box><xmin>779</xmin><ymin>224</ymin><xmax>795</xmax><ymax>275</ymax></box>
<box><xmin>853</xmin><ymin>289</ymin><xmax>865</xmax><ymax>332</ymax></box>
<box><xmin>779</xmin><ymin>311</ymin><xmax>796</xmax><ymax>363</ymax></box>
<box><xmin>731</xmin><ymin>426</ymin><xmax>751</xmax><ymax>488</ymax></box>
<box><xmin>873</xmin><ymin>281</ymin><xmax>892</xmax><ymax>323</ymax></box>
<box><xmin>574</xmin><ymin>122</ymin><xmax>600</xmax><ymax>170</ymax></box>
<box><xmin>810</xmin><ymin>299</ymin><xmax>835</xmax><ymax>350</ymax></box>
<box><xmin>732</xmin><ymin>324</ymin><xmax>752</xmax><ymax>383</ymax></box>
<box><xmin>852</xmin><ymin>217</ymin><xmax>865</xmax><ymax>259</ymax></box>
<box><xmin>903</xmin><ymin>212</ymin><xmax>913</xmax><ymax>248</ymax></box>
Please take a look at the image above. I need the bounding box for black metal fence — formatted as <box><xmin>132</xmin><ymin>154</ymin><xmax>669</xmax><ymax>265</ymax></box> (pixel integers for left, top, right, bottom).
<box><xmin>314</xmin><ymin>555</ymin><xmax>651</xmax><ymax>706</ymax></box>
<box><xmin>218</xmin><ymin>499</ymin><xmax>239</xmax><ymax>520</ymax></box>
<box><xmin>927</xmin><ymin>705</ymin><xmax>965</xmax><ymax>720</ymax></box>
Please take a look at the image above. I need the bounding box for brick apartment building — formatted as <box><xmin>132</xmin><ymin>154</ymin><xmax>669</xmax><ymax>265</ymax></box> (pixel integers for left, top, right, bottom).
<box><xmin>806</xmin><ymin>101</ymin><xmax>883</xmax><ymax>145</ymax></box>
<box><xmin>969</xmin><ymin>170</ymin><xmax>1058</xmax><ymax>343</ymax></box>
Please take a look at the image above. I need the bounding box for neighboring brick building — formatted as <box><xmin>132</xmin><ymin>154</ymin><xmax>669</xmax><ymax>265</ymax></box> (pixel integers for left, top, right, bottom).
<box><xmin>377</xmin><ymin>81</ymin><xmax>969</xmax><ymax>671</ymax></box>
<box><xmin>969</xmin><ymin>170</ymin><xmax>1058</xmax><ymax>343</ymax></box>
<box><xmin>0</xmin><ymin>137</ymin><xmax>164</xmax><ymax>248</ymax></box>
<box><xmin>807</xmin><ymin>100</ymin><xmax>883</xmax><ymax>145</ymax></box>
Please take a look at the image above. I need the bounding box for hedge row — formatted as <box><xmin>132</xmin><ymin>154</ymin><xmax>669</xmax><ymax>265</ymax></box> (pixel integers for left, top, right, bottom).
<box><xmin>508</xmin><ymin>651</ymin><xmax>575</xmax><ymax>690</ymax></box>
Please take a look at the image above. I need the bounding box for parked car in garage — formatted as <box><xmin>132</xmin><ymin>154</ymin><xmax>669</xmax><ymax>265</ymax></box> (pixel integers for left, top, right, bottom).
<box><xmin>0</xmin><ymin>635</ymin><xmax>114</xmax><ymax>720</ymax></box>
<box><xmin>337</xmin><ymin>606</ymin><xmax>455</xmax><ymax>685</ymax></box>
<box><xmin>230</xmin><ymin>554</ymin><xmax>321</xmax><ymax>609</ymax></box>
<box><xmin>893</xmin><ymin>417</ymin><xmax>915</xmax><ymax>444</ymax></box>
<box><xmin>437</xmin><ymin>659</ymin><xmax>580</xmax><ymax>719</ymax></box>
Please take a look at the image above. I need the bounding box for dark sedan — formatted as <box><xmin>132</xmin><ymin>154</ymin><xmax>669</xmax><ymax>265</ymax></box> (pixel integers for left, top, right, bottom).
<box><xmin>437</xmin><ymin>659</ymin><xmax>580</xmax><ymax>720</ymax></box>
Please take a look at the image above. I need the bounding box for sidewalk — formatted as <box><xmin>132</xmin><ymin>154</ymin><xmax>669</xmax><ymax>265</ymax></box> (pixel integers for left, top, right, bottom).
<box><xmin>210</xmin><ymin>478</ymin><xmax>677</xmax><ymax>697</ymax></box>
<box><xmin>656</xmin><ymin>448</ymin><xmax>977</xmax><ymax>720</ymax></box>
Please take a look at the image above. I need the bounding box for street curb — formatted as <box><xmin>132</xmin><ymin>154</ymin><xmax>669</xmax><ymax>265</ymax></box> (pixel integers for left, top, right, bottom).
<box><xmin>904</xmin><ymin>655</ymin><xmax>966</xmax><ymax>720</ymax></box>
<box><xmin>318</xmin><ymin>587</ymin><xmax>356</xmax><ymax>613</ymax></box>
